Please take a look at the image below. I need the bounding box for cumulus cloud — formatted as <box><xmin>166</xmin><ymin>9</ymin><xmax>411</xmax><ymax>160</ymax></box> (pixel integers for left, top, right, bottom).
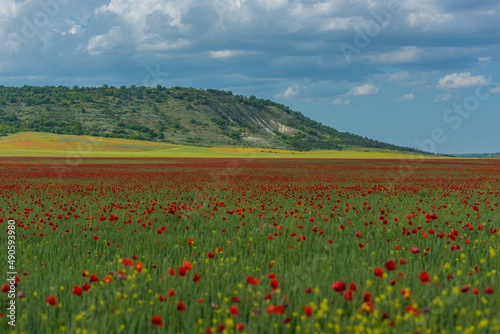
<box><xmin>0</xmin><ymin>0</ymin><xmax>498</xmax><ymax>96</ymax></box>
<box><xmin>346</xmin><ymin>84</ymin><xmax>380</xmax><ymax>96</ymax></box>
<box><xmin>433</xmin><ymin>93</ymin><xmax>452</xmax><ymax>102</ymax></box>
<box><xmin>210</xmin><ymin>50</ymin><xmax>245</xmax><ymax>59</ymax></box>
<box><xmin>332</xmin><ymin>98</ymin><xmax>350</xmax><ymax>105</ymax></box>
<box><xmin>491</xmin><ymin>87</ymin><xmax>500</xmax><ymax>94</ymax></box>
<box><xmin>87</xmin><ymin>26</ymin><xmax>123</xmax><ymax>56</ymax></box>
<box><xmin>277</xmin><ymin>84</ymin><xmax>299</xmax><ymax>99</ymax></box>
<box><xmin>398</xmin><ymin>93</ymin><xmax>415</xmax><ymax>101</ymax></box>
<box><xmin>438</xmin><ymin>72</ymin><xmax>490</xmax><ymax>89</ymax></box>
<box><xmin>388</xmin><ymin>71</ymin><xmax>410</xmax><ymax>81</ymax></box>
<box><xmin>320</xmin><ymin>17</ymin><xmax>364</xmax><ymax>31</ymax></box>
<box><xmin>364</xmin><ymin>46</ymin><xmax>422</xmax><ymax>65</ymax></box>
<box><xmin>406</xmin><ymin>12</ymin><xmax>455</xmax><ymax>30</ymax></box>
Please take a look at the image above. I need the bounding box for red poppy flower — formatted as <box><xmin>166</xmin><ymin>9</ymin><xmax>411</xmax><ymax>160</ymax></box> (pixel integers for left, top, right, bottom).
<box><xmin>419</xmin><ymin>271</ymin><xmax>431</xmax><ymax>284</ymax></box>
<box><xmin>399</xmin><ymin>258</ymin><xmax>406</xmax><ymax>265</ymax></box>
<box><xmin>485</xmin><ymin>287</ymin><xmax>493</xmax><ymax>294</ymax></box>
<box><xmin>135</xmin><ymin>262</ymin><xmax>143</xmax><ymax>273</ymax></box>
<box><xmin>207</xmin><ymin>252</ymin><xmax>215</xmax><ymax>259</ymax></box>
<box><xmin>349</xmin><ymin>283</ymin><xmax>357</xmax><ymax>292</ymax></box>
<box><xmin>168</xmin><ymin>268</ymin><xmax>176</xmax><ymax>276</ymax></box>
<box><xmin>183</xmin><ymin>261</ymin><xmax>192</xmax><ymax>271</ymax></box>
<box><xmin>304</xmin><ymin>287</ymin><xmax>312</xmax><ymax>294</ymax></box>
<box><xmin>373</xmin><ymin>268</ymin><xmax>384</xmax><ymax>278</ymax></box>
<box><xmin>151</xmin><ymin>315</ymin><xmax>163</xmax><ymax>327</ymax></box>
<box><xmin>89</xmin><ymin>274</ymin><xmax>99</xmax><ymax>282</ymax></box>
<box><xmin>159</xmin><ymin>295</ymin><xmax>167</xmax><ymax>302</ymax></box>
<box><xmin>72</xmin><ymin>285</ymin><xmax>82</xmax><ymax>297</ymax></box>
<box><xmin>274</xmin><ymin>304</ymin><xmax>285</xmax><ymax>314</ymax></box>
<box><xmin>304</xmin><ymin>306</ymin><xmax>313</xmax><ymax>317</ymax></box>
<box><xmin>472</xmin><ymin>287</ymin><xmax>479</xmax><ymax>295</ymax></box>
<box><xmin>1</xmin><ymin>285</ymin><xmax>9</xmax><ymax>293</ymax></box>
<box><xmin>229</xmin><ymin>305</ymin><xmax>239</xmax><ymax>316</ymax></box>
<box><xmin>268</xmin><ymin>273</ymin><xmax>276</xmax><ymax>279</ymax></box>
<box><xmin>343</xmin><ymin>289</ymin><xmax>353</xmax><ymax>301</ymax></box>
<box><xmin>167</xmin><ymin>290</ymin><xmax>176</xmax><ymax>296</ymax></box>
<box><xmin>93</xmin><ymin>236</ymin><xmax>98</xmax><ymax>241</ymax></box>
<box><xmin>270</xmin><ymin>279</ymin><xmax>279</xmax><ymax>291</ymax></box>
<box><xmin>236</xmin><ymin>323</ymin><xmax>245</xmax><ymax>331</ymax></box>
<box><xmin>362</xmin><ymin>292</ymin><xmax>371</xmax><ymax>302</ymax></box>
<box><xmin>384</xmin><ymin>259</ymin><xmax>397</xmax><ymax>271</ymax></box>
<box><xmin>409</xmin><ymin>246</ymin><xmax>420</xmax><ymax>254</ymax></box>
<box><xmin>82</xmin><ymin>282</ymin><xmax>91</xmax><ymax>291</ymax></box>
<box><xmin>177</xmin><ymin>302</ymin><xmax>186</xmax><ymax>312</ymax></box>
<box><xmin>46</xmin><ymin>296</ymin><xmax>57</xmax><ymax>306</ymax></box>
<box><xmin>266</xmin><ymin>305</ymin><xmax>275</xmax><ymax>314</ymax></box>
<box><xmin>122</xmin><ymin>258</ymin><xmax>132</xmax><ymax>266</ymax></box>
<box><xmin>193</xmin><ymin>273</ymin><xmax>200</xmax><ymax>283</ymax></box>
<box><xmin>178</xmin><ymin>266</ymin><xmax>186</xmax><ymax>277</ymax></box>
<box><xmin>332</xmin><ymin>281</ymin><xmax>346</xmax><ymax>292</ymax></box>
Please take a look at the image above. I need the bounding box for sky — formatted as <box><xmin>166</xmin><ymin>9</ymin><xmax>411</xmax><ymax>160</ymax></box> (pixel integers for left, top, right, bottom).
<box><xmin>1</xmin><ymin>0</ymin><xmax>499</xmax><ymax>154</ymax></box>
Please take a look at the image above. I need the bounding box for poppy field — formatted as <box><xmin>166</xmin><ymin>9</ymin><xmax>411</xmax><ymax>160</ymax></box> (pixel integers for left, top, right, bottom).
<box><xmin>0</xmin><ymin>157</ymin><xmax>499</xmax><ymax>334</ymax></box>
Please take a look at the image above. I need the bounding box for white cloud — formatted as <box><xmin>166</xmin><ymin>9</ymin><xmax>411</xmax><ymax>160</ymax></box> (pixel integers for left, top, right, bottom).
<box><xmin>398</xmin><ymin>93</ymin><xmax>414</xmax><ymax>101</ymax></box>
<box><xmin>491</xmin><ymin>87</ymin><xmax>500</xmax><ymax>94</ymax></box>
<box><xmin>277</xmin><ymin>84</ymin><xmax>299</xmax><ymax>99</ymax></box>
<box><xmin>0</xmin><ymin>0</ymin><xmax>20</xmax><ymax>19</ymax></box>
<box><xmin>346</xmin><ymin>84</ymin><xmax>380</xmax><ymax>96</ymax></box>
<box><xmin>438</xmin><ymin>72</ymin><xmax>490</xmax><ymax>89</ymax></box>
<box><xmin>138</xmin><ymin>39</ymin><xmax>191</xmax><ymax>51</ymax></box>
<box><xmin>290</xmin><ymin>1</ymin><xmax>342</xmax><ymax>19</ymax></box>
<box><xmin>87</xmin><ymin>26</ymin><xmax>123</xmax><ymax>55</ymax></box>
<box><xmin>210</xmin><ymin>50</ymin><xmax>244</xmax><ymax>59</ymax></box>
<box><xmin>478</xmin><ymin>57</ymin><xmax>490</xmax><ymax>63</ymax></box>
<box><xmin>320</xmin><ymin>17</ymin><xmax>364</xmax><ymax>31</ymax></box>
<box><xmin>388</xmin><ymin>71</ymin><xmax>410</xmax><ymax>81</ymax></box>
<box><xmin>406</xmin><ymin>12</ymin><xmax>454</xmax><ymax>30</ymax></box>
<box><xmin>365</xmin><ymin>46</ymin><xmax>421</xmax><ymax>65</ymax></box>
<box><xmin>433</xmin><ymin>93</ymin><xmax>451</xmax><ymax>102</ymax></box>
<box><xmin>332</xmin><ymin>98</ymin><xmax>350</xmax><ymax>105</ymax></box>
<box><xmin>256</xmin><ymin>0</ymin><xmax>288</xmax><ymax>11</ymax></box>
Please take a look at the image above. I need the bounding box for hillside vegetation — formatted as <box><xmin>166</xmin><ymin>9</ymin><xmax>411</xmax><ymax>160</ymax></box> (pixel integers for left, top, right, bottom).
<box><xmin>0</xmin><ymin>85</ymin><xmax>424</xmax><ymax>153</ymax></box>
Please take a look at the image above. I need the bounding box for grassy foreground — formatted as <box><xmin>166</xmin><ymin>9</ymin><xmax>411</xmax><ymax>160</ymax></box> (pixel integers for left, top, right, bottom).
<box><xmin>0</xmin><ymin>158</ymin><xmax>498</xmax><ymax>334</ymax></box>
<box><xmin>0</xmin><ymin>132</ymin><xmax>427</xmax><ymax>159</ymax></box>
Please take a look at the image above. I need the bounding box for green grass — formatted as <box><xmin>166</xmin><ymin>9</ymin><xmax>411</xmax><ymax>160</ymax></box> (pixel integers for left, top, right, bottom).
<box><xmin>0</xmin><ymin>132</ymin><xmax>431</xmax><ymax>159</ymax></box>
<box><xmin>0</xmin><ymin>158</ymin><xmax>498</xmax><ymax>333</ymax></box>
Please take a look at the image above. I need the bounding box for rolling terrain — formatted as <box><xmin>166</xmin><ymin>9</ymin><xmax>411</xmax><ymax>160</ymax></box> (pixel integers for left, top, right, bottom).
<box><xmin>0</xmin><ymin>85</ymin><xmax>426</xmax><ymax>154</ymax></box>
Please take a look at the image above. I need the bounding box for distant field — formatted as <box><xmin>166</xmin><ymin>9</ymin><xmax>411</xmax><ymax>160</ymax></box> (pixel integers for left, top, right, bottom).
<box><xmin>0</xmin><ymin>132</ymin><xmax>431</xmax><ymax>159</ymax></box>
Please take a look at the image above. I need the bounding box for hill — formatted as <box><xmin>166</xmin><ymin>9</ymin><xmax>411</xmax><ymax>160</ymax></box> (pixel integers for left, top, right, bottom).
<box><xmin>0</xmin><ymin>85</ymin><xmax>425</xmax><ymax>154</ymax></box>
